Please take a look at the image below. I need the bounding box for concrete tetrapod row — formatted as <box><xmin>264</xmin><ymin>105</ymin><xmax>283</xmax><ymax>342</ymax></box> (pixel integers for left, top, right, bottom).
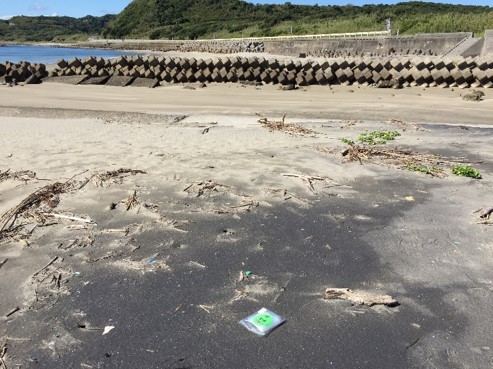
<box><xmin>0</xmin><ymin>61</ymin><xmax>49</xmax><ymax>84</ymax></box>
<box><xmin>5</xmin><ymin>54</ymin><xmax>493</xmax><ymax>88</ymax></box>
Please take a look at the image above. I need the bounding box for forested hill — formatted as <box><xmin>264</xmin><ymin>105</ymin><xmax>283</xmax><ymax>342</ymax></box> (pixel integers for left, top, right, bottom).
<box><xmin>0</xmin><ymin>15</ymin><xmax>115</xmax><ymax>42</ymax></box>
<box><xmin>103</xmin><ymin>0</ymin><xmax>493</xmax><ymax>40</ymax></box>
<box><xmin>1</xmin><ymin>1</ymin><xmax>492</xmax><ymax>43</ymax></box>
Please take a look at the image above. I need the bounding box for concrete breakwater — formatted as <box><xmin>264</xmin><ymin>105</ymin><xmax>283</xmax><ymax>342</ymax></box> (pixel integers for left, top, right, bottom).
<box><xmin>1</xmin><ymin>55</ymin><xmax>492</xmax><ymax>88</ymax></box>
<box><xmin>0</xmin><ymin>61</ymin><xmax>48</xmax><ymax>84</ymax></box>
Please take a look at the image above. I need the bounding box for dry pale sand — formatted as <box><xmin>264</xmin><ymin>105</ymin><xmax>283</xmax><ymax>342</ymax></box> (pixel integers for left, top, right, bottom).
<box><xmin>0</xmin><ymin>83</ymin><xmax>492</xmax><ymax>368</ymax></box>
<box><xmin>1</xmin><ymin>82</ymin><xmax>492</xmax><ymax>125</ymax></box>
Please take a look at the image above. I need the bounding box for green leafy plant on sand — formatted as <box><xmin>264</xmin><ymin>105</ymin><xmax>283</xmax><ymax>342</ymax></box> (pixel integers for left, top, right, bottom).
<box><xmin>405</xmin><ymin>163</ymin><xmax>444</xmax><ymax>176</ymax></box>
<box><xmin>451</xmin><ymin>165</ymin><xmax>482</xmax><ymax>179</ymax></box>
<box><xmin>358</xmin><ymin>131</ymin><xmax>401</xmax><ymax>145</ymax></box>
<box><xmin>341</xmin><ymin>138</ymin><xmax>355</xmax><ymax>145</ymax></box>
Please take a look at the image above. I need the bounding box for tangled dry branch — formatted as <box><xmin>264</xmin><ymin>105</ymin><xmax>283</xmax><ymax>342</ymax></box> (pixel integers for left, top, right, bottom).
<box><xmin>0</xmin><ymin>169</ymin><xmax>37</xmax><ymax>183</ymax></box>
<box><xmin>89</xmin><ymin>168</ymin><xmax>147</xmax><ymax>188</ymax></box>
<box><xmin>256</xmin><ymin>114</ymin><xmax>315</xmax><ymax>135</ymax></box>
<box><xmin>336</xmin><ymin>144</ymin><xmax>480</xmax><ymax>178</ymax></box>
<box><xmin>0</xmin><ymin>181</ymin><xmax>76</xmax><ymax>238</ymax></box>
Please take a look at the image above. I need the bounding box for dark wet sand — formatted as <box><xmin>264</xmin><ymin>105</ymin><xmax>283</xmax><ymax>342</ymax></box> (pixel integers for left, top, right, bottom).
<box><xmin>0</xmin><ymin>95</ymin><xmax>492</xmax><ymax>368</ymax></box>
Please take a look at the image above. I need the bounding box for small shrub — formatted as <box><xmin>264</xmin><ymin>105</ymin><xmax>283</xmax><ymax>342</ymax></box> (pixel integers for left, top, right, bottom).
<box><xmin>341</xmin><ymin>138</ymin><xmax>355</xmax><ymax>145</ymax></box>
<box><xmin>451</xmin><ymin>165</ymin><xmax>482</xmax><ymax>179</ymax></box>
<box><xmin>406</xmin><ymin>163</ymin><xmax>431</xmax><ymax>174</ymax></box>
<box><xmin>405</xmin><ymin>163</ymin><xmax>444</xmax><ymax>176</ymax></box>
<box><xmin>358</xmin><ymin>131</ymin><xmax>401</xmax><ymax>145</ymax></box>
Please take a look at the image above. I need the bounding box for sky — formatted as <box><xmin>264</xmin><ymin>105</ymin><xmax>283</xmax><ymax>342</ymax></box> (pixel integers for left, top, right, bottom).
<box><xmin>0</xmin><ymin>0</ymin><xmax>491</xmax><ymax>20</ymax></box>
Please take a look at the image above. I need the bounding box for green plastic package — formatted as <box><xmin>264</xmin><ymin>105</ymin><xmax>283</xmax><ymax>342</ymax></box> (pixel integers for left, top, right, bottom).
<box><xmin>239</xmin><ymin>308</ymin><xmax>286</xmax><ymax>336</ymax></box>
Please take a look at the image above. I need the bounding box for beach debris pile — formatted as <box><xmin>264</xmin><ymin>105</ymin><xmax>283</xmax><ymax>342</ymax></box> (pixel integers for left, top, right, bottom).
<box><xmin>0</xmin><ymin>180</ymin><xmax>78</xmax><ymax>241</ymax></box>
<box><xmin>0</xmin><ymin>169</ymin><xmax>37</xmax><ymax>183</ymax></box>
<box><xmin>89</xmin><ymin>168</ymin><xmax>147</xmax><ymax>188</ymax></box>
<box><xmin>256</xmin><ymin>114</ymin><xmax>315</xmax><ymax>135</ymax></box>
<box><xmin>328</xmin><ymin>128</ymin><xmax>483</xmax><ymax>178</ymax></box>
<box><xmin>462</xmin><ymin>89</ymin><xmax>485</xmax><ymax>101</ymax></box>
<box><xmin>183</xmin><ymin>179</ymin><xmax>259</xmax><ymax>213</ymax></box>
<box><xmin>0</xmin><ymin>168</ymin><xmax>147</xmax><ymax>243</ymax></box>
<box><xmin>340</xmin><ymin>144</ymin><xmax>446</xmax><ymax>177</ymax></box>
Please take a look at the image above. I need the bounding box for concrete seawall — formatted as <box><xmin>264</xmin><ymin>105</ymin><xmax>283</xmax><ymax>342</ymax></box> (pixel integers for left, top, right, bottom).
<box><xmin>263</xmin><ymin>33</ymin><xmax>471</xmax><ymax>57</ymax></box>
<box><xmin>483</xmin><ymin>30</ymin><xmax>493</xmax><ymax>56</ymax></box>
<box><xmin>78</xmin><ymin>32</ymin><xmax>482</xmax><ymax>58</ymax></box>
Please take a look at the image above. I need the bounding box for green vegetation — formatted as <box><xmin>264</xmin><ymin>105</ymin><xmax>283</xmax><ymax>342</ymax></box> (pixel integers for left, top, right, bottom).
<box><xmin>1</xmin><ymin>1</ymin><xmax>492</xmax><ymax>42</ymax></box>
<box><xmin>0</xmin><ymin>15</ymin><xmax>115</xmax><ymax>42</ymax></box>
<box><xmin>103</xmin><ymin>0</ymin><xmax>493</xmax><ymax>40</ymax></box>
<box><xmin>405</xmin><ymin>163</ymin><xmax>443</xmax><ymax>176</ymax></box>
<box><xmin>452</xmin><ymin>165</ymin><xmax>482</xmax><ymax>179</ymax></box>
<box><xmin>358</xmin><ymin>131</ymin><xmax>401</xmax><ymax>145</ymax></box>
<box><xmin>341</xmin><ymin>138</ymin><xmax>355</xmax><ymax>145</ymax></box>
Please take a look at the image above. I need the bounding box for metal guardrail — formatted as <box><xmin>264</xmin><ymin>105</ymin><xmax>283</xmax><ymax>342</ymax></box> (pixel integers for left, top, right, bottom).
<box><xmin>90</xmin><ymin>30</ymin><xmax>391</xmax><ymax>44</ymax></box>
<box><xmin>216</xmin><ymin>30</ymin><xmax>391</xmax><ymax>42</ymax></box>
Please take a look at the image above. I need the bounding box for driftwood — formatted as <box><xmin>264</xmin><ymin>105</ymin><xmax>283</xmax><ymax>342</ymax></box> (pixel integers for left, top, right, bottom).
<box><xmin>5</xmin><ymin>306</ymin><xmax>20</xmax><ymax>318</ymax></box>
<box><xmin>256</xmin><ymin>114</ymin><xmax>315</xmax><ymax>135</ymax></box>
<box><xmin>324</xmin><ymin>288</ymin><xmax>399</xmax><ymax>307</ymax></box>
<box><xmin>479</xmin><ymin>207</ymin><xmax>493</xmax><ymax>219</ymax></box>
<box><xmin>43</xmin><ymin>213</ymin><xmax>94</xmax><ymax>224</ymax></box>
<box><xmin>32</xmin><ymin>256</ymin><xmax>59</xmax><ymax>278</ymax></box>
<box><xmin>474</xmin><ymin>207</ymin><xmax>493</xmax><ymax>225</ymax></box>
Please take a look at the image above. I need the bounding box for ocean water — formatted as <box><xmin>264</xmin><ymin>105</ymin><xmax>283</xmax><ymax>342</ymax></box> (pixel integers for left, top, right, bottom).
<box><xmin>0</xmin><ymin>45</ymin><xmax>140</xmax><ymax>64</ymax></box>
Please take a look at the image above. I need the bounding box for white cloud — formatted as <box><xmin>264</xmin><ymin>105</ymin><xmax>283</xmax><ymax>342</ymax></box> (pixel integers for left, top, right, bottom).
<box><xmin>29</xmin><ymin>2</ymin><xmax>48</xmax><ymax>12</ymax></box>
<box><xmin>50</xmin><ymin>12</ymin><xmax>58</xmax><ymax>17</ymax></box>
<box><xmin>0</xmin><ymin>15</ymin><xmax>14</xmax><ymax>20</ymax></box>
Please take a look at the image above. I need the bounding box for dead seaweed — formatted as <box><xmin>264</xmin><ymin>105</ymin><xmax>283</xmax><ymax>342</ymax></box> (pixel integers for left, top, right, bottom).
<box><xmin>0</xmin><ymin>169</ymin><xmax>37</xmax><ymax>183</ymax></box>
<box><xmin>89</xmin><ymin>168</ymin><xmax>147</xmax><ymax>188</ymax></box>
<box><xmin>0</xmin><ymin>181</ymin><xmax>77</xmax><ymax>239</ymax></box>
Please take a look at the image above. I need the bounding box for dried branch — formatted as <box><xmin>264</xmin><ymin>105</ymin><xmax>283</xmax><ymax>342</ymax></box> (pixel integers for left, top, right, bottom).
<box><xmin>124</xmin><ymin>190</ymin><xmax>139</xmax><ymax>211</ymax></box>
<box><xmin>0</xmin><ymin>181</ymin><xmax>76</xmax><ymax>235</ymax></box>
<box><xmin>257</xmin><ymin>114</ymin><xmax>315</xmax><ymax>135</ymax></box>
<box><xmin>0</xmin><ymin>169</ymin><xmax>37</xmax><ymax>183</ymax></box>
<box><xmin>90</xmin><ymin>168</ymin><xmax>147</xmax><ymax>188</ymax></box>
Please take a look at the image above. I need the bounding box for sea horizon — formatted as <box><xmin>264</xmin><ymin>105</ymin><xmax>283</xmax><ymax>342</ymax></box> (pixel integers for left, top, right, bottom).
<box><xmin>0</xmin><ymin>44</ymin><xmax>140</xmax><ymax>64</ymax></box>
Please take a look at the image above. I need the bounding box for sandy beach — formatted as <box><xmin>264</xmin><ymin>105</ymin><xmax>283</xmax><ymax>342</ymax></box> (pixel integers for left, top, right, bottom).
<box><xmin>0</xmin><ymin>82</ymin><xmax>492</xmax><ymax>368</ymax></box>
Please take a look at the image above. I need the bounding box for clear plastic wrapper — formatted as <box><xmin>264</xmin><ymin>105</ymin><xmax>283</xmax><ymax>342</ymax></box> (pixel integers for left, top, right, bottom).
<box><xmin>239</xmin><ymin>308</ymin><xmax>286</xmax><ymax>336</ymax></box>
